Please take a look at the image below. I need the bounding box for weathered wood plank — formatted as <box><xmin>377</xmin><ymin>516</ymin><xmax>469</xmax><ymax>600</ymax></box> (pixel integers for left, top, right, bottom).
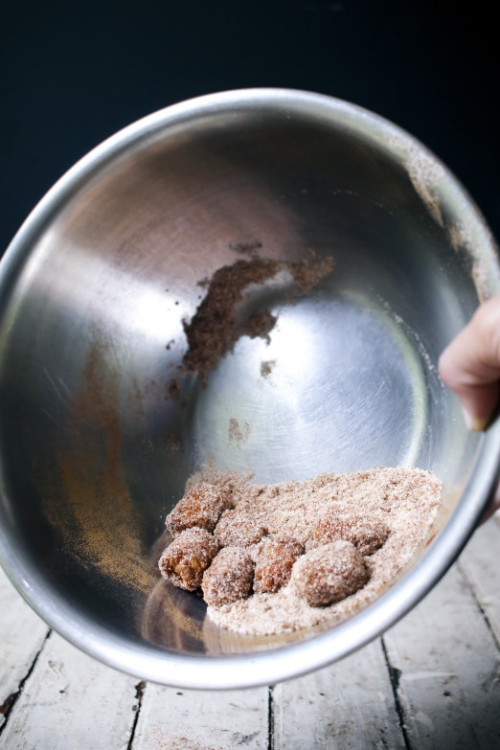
<box><xmin>132</xmin><ymin>683</ymin><xmax>269</xmax><ymax>750</ymax></box>
<box><xmin>383</xmin><ymin>562</ymin><xmax>500</xmax><ymax>749</ymax></box>
<box><xmin>272</xmin><ymin>639</ymin><xmax>405</xmax><ymax>750</ymax></box>
<box><xmin>0</xmin><ymin>566</ymin><xmax>49</xmax><ymax>729</ymax></box>
<box><xmin>459</xmin><ymin>516</ymin><xmax>500</xmax><ymax>644</ymax></box>
<box><xmin>0</xmin><ymin>631</ymin><xmax>140</xmax><ymax>750</ymax></box>
<box><xmin>1</xmin><ymin>519</ymin><xmax>499</xmax><ymax>749</ymax></box>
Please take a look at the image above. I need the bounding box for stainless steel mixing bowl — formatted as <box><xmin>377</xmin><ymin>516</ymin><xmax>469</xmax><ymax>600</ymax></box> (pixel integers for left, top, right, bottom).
<box><xmin>1</xmin><ymin>89</ymin><xmax>500</xmax><ymax>689</ymax></box>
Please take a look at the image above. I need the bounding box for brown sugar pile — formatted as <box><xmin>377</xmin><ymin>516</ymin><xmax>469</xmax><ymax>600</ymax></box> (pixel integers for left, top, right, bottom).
<box><xmin>158</xmin><ymin>465</ymin><xmax>442</xmax><ymax>636</ymax></box>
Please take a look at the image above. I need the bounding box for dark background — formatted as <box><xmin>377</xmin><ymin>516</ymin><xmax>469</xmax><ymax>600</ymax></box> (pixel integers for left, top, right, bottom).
<box><xmin>1</xmin><ymin>1</ymin><xmax>498</xmax><ymax>254</ymax></box>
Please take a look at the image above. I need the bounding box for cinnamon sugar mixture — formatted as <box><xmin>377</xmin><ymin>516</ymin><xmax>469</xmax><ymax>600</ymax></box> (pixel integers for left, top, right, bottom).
<box><xmin>181</xmin><ymin>255</ymin><xmax>334</xmax><ymax>381</ymax></box>
<box><xmin>158</xmin><ymin>465</ymin><xmax>441</xmax><ymax>636</ymax></box>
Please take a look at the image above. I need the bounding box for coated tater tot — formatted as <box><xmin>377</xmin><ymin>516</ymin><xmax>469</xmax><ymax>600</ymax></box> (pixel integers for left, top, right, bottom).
<box><xmin>315</xmin><ymin>511</ymin><xmax>389</xmax><ymax>556</ymax></box>
<box><xmin>166</xmin><ymin>482</ymin><xmax>229</xmax><ymax>536</ymax></box>
<box><xmin>158</xmin><ymin>527</ymin><xmax>219</xmax><ymax>591</ymax></box>
<box><xmin>291</xmin><ymin>540</ymin><xmax>368</xmax><ymax>606</ymax></box>
<box><xmin>254</xmin><ymin>538</ymin><xmax>304</xmax><ymax>594</ymax></box>
<box><xmin>202</xmin><ymin>547</ymin><xmax>254</xmax><ymax>607</ymax></box>
<box><xmin>214</xmin><ymin>509</ymin><xmax>266</xmax><ymax>547</ymax></box>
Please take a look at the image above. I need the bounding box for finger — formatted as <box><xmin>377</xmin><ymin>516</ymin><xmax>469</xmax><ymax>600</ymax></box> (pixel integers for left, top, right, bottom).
<box><xmin>439</xmin><ymin>295</ymin><xmax>500</xmax><ymax>430</ymax></box>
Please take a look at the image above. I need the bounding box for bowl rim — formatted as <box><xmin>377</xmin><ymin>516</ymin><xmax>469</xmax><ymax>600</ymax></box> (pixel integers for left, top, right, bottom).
<box><xmin>1</xmin><ymin>87</ymin><xmax>500</xmax><ymax>689</ymax></box>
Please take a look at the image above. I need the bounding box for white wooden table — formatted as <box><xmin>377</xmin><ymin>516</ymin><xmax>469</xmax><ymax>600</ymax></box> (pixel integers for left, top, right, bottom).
<box><xmin>1</xmin><ymin>517</ymin><xmax>500</xmax><ymax>750</ymax></box>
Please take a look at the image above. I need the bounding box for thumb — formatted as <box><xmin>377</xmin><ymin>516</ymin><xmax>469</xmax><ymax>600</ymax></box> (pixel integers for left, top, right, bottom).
<box><xmin>439</xmin><ymin>295</ymin><xmax>500</xmax><ymax>431</ymax></box>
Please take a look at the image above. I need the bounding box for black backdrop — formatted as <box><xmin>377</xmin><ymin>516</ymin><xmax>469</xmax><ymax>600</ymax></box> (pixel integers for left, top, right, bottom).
<box><xmin>1</xmin><ymin>1</ymin><xmax>499</xmax><ymax>253</ymax></box>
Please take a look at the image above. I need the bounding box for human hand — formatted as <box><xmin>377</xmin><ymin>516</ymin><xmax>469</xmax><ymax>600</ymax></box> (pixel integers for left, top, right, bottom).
<box><xmin>439</xmin><ymin>294</ymin><xmax>500</xmax><ymax>518</ymax></box>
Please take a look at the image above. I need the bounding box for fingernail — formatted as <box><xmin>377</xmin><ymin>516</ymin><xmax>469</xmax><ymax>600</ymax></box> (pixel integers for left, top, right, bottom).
<box><xmin>462</xmin><ymin>407</ymin><xmax>489</xmax><ymax>432</ymax></box>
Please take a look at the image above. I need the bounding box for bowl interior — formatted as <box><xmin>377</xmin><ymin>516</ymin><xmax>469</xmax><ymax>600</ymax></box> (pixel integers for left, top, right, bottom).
<box><xmin>0</xmin><ymin>92</ymin><xmax>497</xmax><ymax>676</ymax></box>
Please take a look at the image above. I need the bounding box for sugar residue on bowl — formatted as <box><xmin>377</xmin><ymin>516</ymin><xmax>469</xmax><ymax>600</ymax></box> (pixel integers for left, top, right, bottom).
<box><xmin>43</xmin><ymin>333</ymin><xmax>154</xmax><ymax>593</ymax></box>
<box><xmin>178</xmin><ymin>253</ymin><xmax>334</xmax><ymax>383</ymax></box>
<box><xmin>158</xmin><ymin>465</ymin><xmax>442</xmax><ymax>636</ymax></box>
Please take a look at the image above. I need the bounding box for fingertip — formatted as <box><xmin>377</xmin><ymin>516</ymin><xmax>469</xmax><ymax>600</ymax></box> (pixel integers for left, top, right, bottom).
<box><xmin>437</xmin><ymin>349</ymin><xmax>449</xmax><ymax>385</ymax></box>
<box><xmin>461</xmin><ymin>406</ymin><xmax>489</xmax><ymax>432</ymax></box>
<box><xmin>438</xmin><ymin>342</ymin><xmax>462</xmax><ymax>390</ymax></box>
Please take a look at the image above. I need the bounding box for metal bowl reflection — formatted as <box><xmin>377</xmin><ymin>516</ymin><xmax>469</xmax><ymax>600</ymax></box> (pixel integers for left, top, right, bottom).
<box><xmin>0</xmin><ymin>89</ymin><xmax>499</xmax><ymax>688</ymax></box>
